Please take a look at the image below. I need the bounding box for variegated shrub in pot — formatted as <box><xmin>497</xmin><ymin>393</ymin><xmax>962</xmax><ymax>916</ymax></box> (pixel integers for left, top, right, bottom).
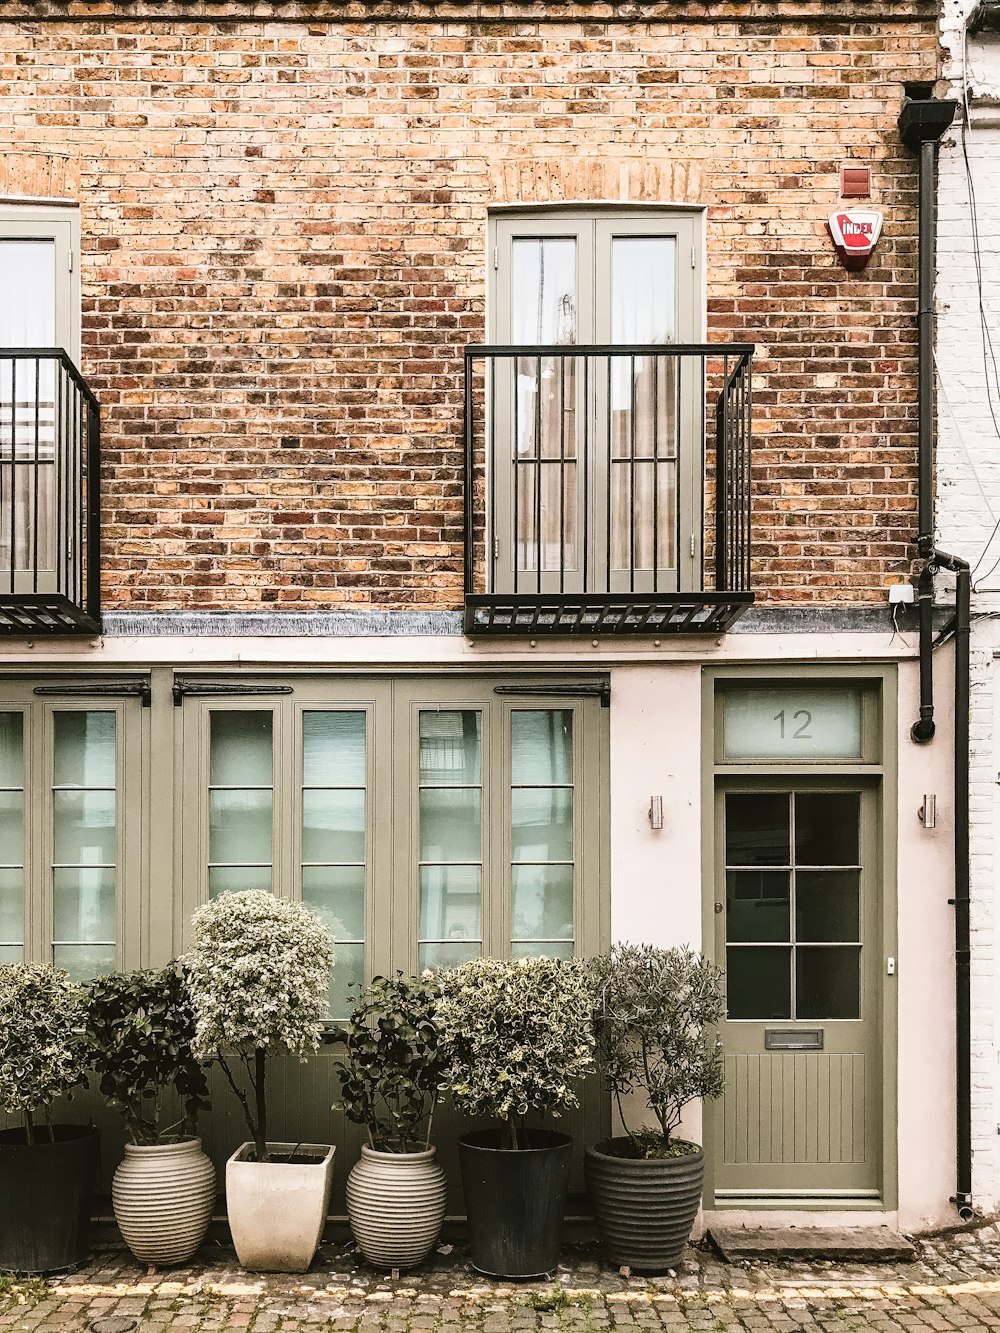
<box><xmin>332</xmin><ymin>971</ymin><xmax>447</xmax><ymax>1270</ymax></box>
<box><xmin>586</xmin><ymin>944</ymin><xmax>725</xmax><ymax>1274</ymax></box>
<box><xmin>0</xmin><ymin>962</ymin><xmax>96</xmax><ymax>1274</ymax></box>
<box><xmin>86</xmin><ymin>965</ymin><xmax>214</xmax><ymax>1269</ymax></box>
<box><xmin>436</xmin><ymin>956</ymin><xmax>595</xmax><ymax>1279</ymax></box>
<box><xmin>184</xmin><ymin>891</ymin><xmax>336</xmax><ymax>1274</ymax></box>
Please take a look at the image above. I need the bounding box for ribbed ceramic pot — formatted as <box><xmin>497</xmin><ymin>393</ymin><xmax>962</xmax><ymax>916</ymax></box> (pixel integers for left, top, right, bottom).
<box><xmin>112</xmin><ymin>1137</ymin><xmax>216</xmax><ymax>1267</ymax></box>
<box><xmin>584</xmin><ymin>1138</ymin><xmax>704</xmax><ymax>1274</ymax></box>
<box><xmin>346</xmin><ymin>1146</ymin><xmax>446</xmax><ymax>1270</ymax></box>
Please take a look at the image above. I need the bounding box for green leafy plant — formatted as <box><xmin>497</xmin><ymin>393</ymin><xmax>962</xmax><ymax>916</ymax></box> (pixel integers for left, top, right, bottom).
<box><xmin>85</xmin><ymin>965</ymin><xmax>211</xmax><ymax>1146</ymax></box>
<box><xmin>0</xmin><ymin>962</ymin><xmax>88</xmax><ymax>1145</ymax></box>
<box><xmin>331</xmin><ymin>971</ymin><xmax>445</xmax><ymax>1153</ymax></box>
<box><xmin>436</xmin><ymin>956</ymin><xmax>595</xmax><ymax>1149</ymax></box>
<box><xmin>183</xmin><ymin>890</ymin><xmax>334</xmax><ymax>1163</ymax></box>
<box><xmin>590</xmin><ymin>943</ymin><xmax>725</xmax><ymax>1158</ymax></box>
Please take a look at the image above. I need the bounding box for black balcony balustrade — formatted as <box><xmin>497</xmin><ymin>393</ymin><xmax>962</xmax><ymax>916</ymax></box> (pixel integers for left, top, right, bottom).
<box><xmin>0</xmin><ymin>350</ymin><xmax>100</xmax><ymax>634</ymax></box>
<box><xmin>463</xmin><ymin>342</ymin><xmax>753</xmax><ymax>636</ymax></box>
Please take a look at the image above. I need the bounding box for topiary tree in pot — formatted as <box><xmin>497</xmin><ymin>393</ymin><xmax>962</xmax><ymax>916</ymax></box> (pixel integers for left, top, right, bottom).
<box><xmin>0</xmin><ymin>962</ymin><xmax>96</xmax><ymax>1273</ymax></box>
<box><xmin>436</xmin><ymin>955</ymin><xmax>596</xmax><ymax>1278</ymax></box>
<box><xmin>331</xmin><ymin>970</ymin><xmax>448</xmax><ymax>1269</ymax></box>
<box><xmin>183</xmin><ymin>890</ymin><xmax>335</xmax><ymax>1273</ymax></box>
<box><xmin>586</xmin><ymin>943</ymin><xmax>725</xmax><ymax>1274</ymax></box>
<box><xmin>86</xmin><ymin>964</ymin><xmax>215</xmax><ymax>1269</ymax></box>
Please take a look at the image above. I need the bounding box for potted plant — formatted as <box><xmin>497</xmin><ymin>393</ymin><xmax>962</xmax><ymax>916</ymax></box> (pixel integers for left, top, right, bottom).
<box><xmin>436</xmin><ymin>955</ymin><xmax>595</xmax><ymax>1278</ymax></box>
<box><xmin>184</xmin><ymin>890</ymin><xmax>335</xmax><ymax>1273</ymax></box>
<box><xmin>332</xmin><ymin>970</ymin><xmax>447</xmax><ymax>1270</ymax></box>
<box><xmin>586</xmin><ymin>943</ymin><xmax>725</xmax><ymax>1273</ymax></box>
<box><xmin>0</xmin><ymin>962</ymin><xmax>97</xmax><ymax>1273</ymax></box>
<box><xmin>86</xmin><ymin>964</ymin><xmax>215</xmax><ymax>1269</ymax></box>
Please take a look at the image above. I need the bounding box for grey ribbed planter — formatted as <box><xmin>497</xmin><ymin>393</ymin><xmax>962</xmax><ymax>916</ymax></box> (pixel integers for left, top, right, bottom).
<box><xmin>346</xmin><ymin>1146</ymin><xmax>446</xmax><ymax>1270</ymax></box>
<box><xmin>584</xmin><ymin>1138</ymin><xmax>704</xmax><ymax>1273</ymax></box>
<box><xmin>112</xmin><ymin>1137</ymin><xmax>216</xmax><ymax>1267</ymax></box>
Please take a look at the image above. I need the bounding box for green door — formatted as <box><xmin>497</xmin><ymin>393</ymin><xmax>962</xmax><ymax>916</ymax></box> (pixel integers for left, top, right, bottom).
<box><xmin>713</xmin><ymin>781</ymin><xmax>882</xmax><ymax>1202</ymax></box>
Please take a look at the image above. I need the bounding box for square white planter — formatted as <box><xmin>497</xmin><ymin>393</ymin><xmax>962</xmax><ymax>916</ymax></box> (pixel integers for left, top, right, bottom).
<box><xmin>226</xmin><ymin>1141</ymin><xmax>335</xmax><ymax>1273</ymax></box>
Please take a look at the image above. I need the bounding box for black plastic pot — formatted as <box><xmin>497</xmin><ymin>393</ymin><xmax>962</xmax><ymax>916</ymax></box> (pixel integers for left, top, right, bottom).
<box><xmin>0</xmin><ymin>1124</ymin><xmax>100</xmax><ymax>1273</ymax></box>
<box><xmin>585</xmin><ymin>1137</ymin><xmax>704</xmax><ymax>1273</ymax></box>
<box><xmin>457</xmin><ymin>1128</ymin><xmax>572</xmax><ymax>1278</ymax></box>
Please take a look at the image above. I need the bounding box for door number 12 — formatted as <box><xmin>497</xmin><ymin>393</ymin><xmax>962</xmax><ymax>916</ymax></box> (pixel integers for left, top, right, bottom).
<box><xmin>773</xmin><ymin>709</ymin><xmax>812</xmax><ymax>739</ymax></box>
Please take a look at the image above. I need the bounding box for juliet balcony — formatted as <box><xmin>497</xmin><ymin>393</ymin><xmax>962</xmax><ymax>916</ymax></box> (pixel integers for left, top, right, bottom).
<box><xmin>0</xmin><ymin>350</ymin><xmax>100</xmax><ymax>634</ymax></box>
<box><xmin>463</xmin><ymin>343</ymin><xmax>754</xmax><ymax>636</ymax></box>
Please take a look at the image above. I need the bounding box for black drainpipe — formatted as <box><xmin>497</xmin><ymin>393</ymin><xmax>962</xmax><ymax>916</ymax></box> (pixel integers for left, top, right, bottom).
<box><xmin>898</xmin><ymin>86</ymin><xmax>973</xmax><ymax>1221</ymax></box>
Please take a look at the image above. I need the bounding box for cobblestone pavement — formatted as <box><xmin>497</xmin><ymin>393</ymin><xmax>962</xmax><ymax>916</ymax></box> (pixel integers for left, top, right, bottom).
<box><xmin>5</xmin><ymin>1225</ymin><xmax>1000</xmax><ymax>1333</ymax></box>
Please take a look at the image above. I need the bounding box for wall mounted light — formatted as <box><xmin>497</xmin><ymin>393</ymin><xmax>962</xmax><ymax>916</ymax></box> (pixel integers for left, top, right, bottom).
<box><xmin>918</xmin><ymin>794</ymin><xmax>937</xmax><ymax>828</ymax></box>
<box><xmin>648</xmin><ymin>796</ymin><xmax>664</xmax><ymax>831</ymax></box>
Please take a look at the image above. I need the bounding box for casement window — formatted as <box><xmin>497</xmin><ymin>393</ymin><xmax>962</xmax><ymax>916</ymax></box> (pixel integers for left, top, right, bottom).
<box><xmin>488</xmin><ymin>209</ymin><xmax>703</xmax><ymax>595</ymax></box>
<box><xmin>180</xmin><ymin>677</ymin><xmax>608</xmax><ymax>1016</ymax></box>
<box><xmin>0</xmin><ymin>204</ymin><xmax>91</xmax><ymax>621</ymax></box>
<box><xmin>0</xmin><ymin>681</ymin><xmax>144</xmax><ymax>979</ymax></box>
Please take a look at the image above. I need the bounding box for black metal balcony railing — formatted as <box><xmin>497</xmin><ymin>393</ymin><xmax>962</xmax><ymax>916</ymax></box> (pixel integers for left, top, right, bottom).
<box><xmin>463</xmin><ymin>343</ymin><xmax>753</xmax><ymax>635</ymax></box>
<box><xmin>0</xmin><ymin>350</ymin><xmax>100</xmax><ymax>634</ymax></box>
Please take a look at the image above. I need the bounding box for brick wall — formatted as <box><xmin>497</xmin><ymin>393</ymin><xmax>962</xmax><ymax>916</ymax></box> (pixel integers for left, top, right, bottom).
<box><xmin>0</xmin><ymin>6</ymin><xmax>937</xmax><ymax>611</ymax></box>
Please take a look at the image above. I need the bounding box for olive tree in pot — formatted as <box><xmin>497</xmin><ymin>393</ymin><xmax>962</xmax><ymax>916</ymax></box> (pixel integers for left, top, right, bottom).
<box><xmin>184</xmin><ymin>891</ymin><xmax>335</xmax><ymax>1273</ymax></box>
<box><xmin>0</xmin><ymin>962</ymin><xmax>96</xmax><ymax>1274</ymax></box>
<box><xmin>586</xmin><ymin>944</ymin><xmax>725</xmax><ymax>1274</ymax></box>
<box><xmin>86</xmin><ymin>965</ymin><xmax>214</xmax><ymax>1269</ymax></box>
<box><xmin>436</xmin><ymin>956</ymin><xmax>595</xmax><ymax>1279</ymax></box>
<box><xmin>332</xmin><ymin>971</ymin><xmax>447</xmax><ymax>1270</ymax></box>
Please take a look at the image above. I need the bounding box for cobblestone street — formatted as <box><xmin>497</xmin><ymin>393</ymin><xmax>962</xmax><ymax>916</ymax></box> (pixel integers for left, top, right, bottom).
<box><xmin>4</xmin><ymin>1225</ymin><xmax>1000</xmax><ymax>1333</ymax></box>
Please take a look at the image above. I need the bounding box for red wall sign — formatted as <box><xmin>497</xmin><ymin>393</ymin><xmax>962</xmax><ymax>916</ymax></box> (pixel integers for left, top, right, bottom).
<box><xmin>828</xmin><ymin>209</ymin><xmax>883</xmax><ymax>271</ymax></box>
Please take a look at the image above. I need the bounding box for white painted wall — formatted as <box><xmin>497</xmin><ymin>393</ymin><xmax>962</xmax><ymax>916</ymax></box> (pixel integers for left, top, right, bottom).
<box><xmin>938</xmin><ymin>0</ymin><xmax>1000</xmax><ymax>1212</ymax></box>
<box><xmin>0</xmin><ymin>627</ymin><xmax>959</xmax><ymax>1225</ymax></box>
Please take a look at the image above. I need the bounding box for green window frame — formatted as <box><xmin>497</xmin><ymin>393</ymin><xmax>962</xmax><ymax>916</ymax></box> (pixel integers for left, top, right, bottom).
<box><xmin>180</xmin><ymin>675</ymin><xmax>609</xmax><ymax>1017</ymax></box>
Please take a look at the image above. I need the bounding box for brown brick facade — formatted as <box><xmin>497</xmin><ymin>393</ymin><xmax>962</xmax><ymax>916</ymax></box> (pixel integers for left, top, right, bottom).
<box><xmin>0</xmin><ymin>6</ymin><xmax>939</xmax><ymax>610</ymax></box>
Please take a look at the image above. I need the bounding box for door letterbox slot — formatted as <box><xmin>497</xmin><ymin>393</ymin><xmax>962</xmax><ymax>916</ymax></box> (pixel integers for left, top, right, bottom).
<box><xmin>764</xmin><ymin>1028</ymin><xmax>824</xmax><ymax>1051</ymax></box>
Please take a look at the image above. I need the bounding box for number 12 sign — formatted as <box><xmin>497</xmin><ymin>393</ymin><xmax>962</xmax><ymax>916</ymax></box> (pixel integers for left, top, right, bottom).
<box><xmin>722</xmin><ymin>686</ymin><xmax>863</xmax><ymax>760</ymax></box>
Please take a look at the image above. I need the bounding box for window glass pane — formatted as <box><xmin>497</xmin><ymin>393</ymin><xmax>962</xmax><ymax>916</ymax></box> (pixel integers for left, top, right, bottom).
<box><xmin>796</xmin><ymin>946</ymin><xmax>860</xmax><ymax>1020</ymax></box>
<box><xmin>795</xmin><ymin>792</ymin><xmax>860</xmax><ymax>866</ymax></box>
<box><xmin>0</xmin><ymin>712</ymin><xmax>24</xmax><ymax>786</ymax></box>
<box><xmin>209</xmin><ymin>712</ymin><xmax>272</xmax><ymax>786</ymax></box>
<box><xmin>796</xmin><ymin>870</ymin><xmax>860</xmax><ymax>943</ymax></box>
<box><xmin>419</xmin><ymin>788</ymin><xmax>481</xmax><ymax>862</ymax></box>
<box><xmin>726</xmin><ymin>946</ymin><xmax>791</xmax><ymax>1020</ymax></box>
<box><xmin>726</xmin><ymin>870</ymin><xmax>790</xmax><ymax>944</ymax></box>
<box><xmin>0</xmin><ymin>791</ymin><xmax>22</xmax><ymax>865</ymax></box>
<box><xmin>301</xmin><ymin>864</ymin><xmax>365</xmax><ymax>940</ymax></box>
<box><xmin>512</xmin><ymin>940</ymin><xmax>574</xmax><ymax>961</ymax></box>
<box><xmin>419</xmin><ymin>940</ymin><xmax>481</xmax><ymax>972</ymax></box>
<box><xmin>511</xmin><ymin>711</ymin><xmax>573</xmax><ymax>785</ymax></box>
<box><xmin>612</xmin><ymin>236</ymin><xmax>676</xmax><ymax>345</ymax></box>
<box><xmin>54</xmin><ymin>943</ymin><xmax>115</xmax><ymax>982</ymax></box>
<box><xmin>302</xmin><ymin>789</ymin><xmax>365</xmax><ymax>864</ymax></box>
<box><xmin>725</xmin><ymin>793</ymin><xmax>790</xmax><ymax>866</ymax></box>
<box><xmin>303</xmin><ymin>711</ymin><xmax>365</xmax><ymax>787</ymax></box>
<box><xmin>51</xmin><ymin>711</ymin><xmax>115</xmax><ymax>978</ymax></box>
<box><xmin>54</xmin><ymin>712</ymin><xmax>115</xmax><ymax>787</ymax></box>
<box><xmin>511</xmin><ymin>863</ymin><xmax>573</xmax><ymax>943</ymax></box>
<box><xmin>512</xmin><ymin>238</ymin><xmax>577</xmax><ymax>345</ymax></box>
<box><xmin>511</xmin><ymin>787</ymin><xmax>573</xmax><ymax>863</ymax></box>
<box><xmin>0</xmin><ymin>240</ymin><xmax>55</xmax><ymax>347</ymax></box>
<box><xmin>53</xmin><ymin>866</ymin><xmax>115</xmax><ymax>943</ymax></box>
<box><xmin>53</xmin><ymin>791</ymin><xmax>116</xmax><ymax>865</ymax></box>
<box><xmin>0</xmin><ymin>944</ymin><xmax>21</xmax><ymax>965</ymax></box>
<box><xmin>208</xmin><ymin>865</ymin><xmax>271</xmax><ymax>896</ymax></box>
<box><xmin>419</xmin><ymin>712</ymin><xmax>481</xmax><ymax>786</ymax></box>
<box><xmin>0</xmin><ymin>867</ymin><xmax>22</xmax><ymax>944</ymax></box>
<box><xmin>329</xmin><ymin>942</ymin><xmax>364</xmax><ymax>1020</ymax></box>
<box><xmin>209</xmin><ymin>789</ymin><xmax>272</xmax><ymax>865</ymax></box>
<box><xmin>419</xmin><ymin>865</ymin><xmax>482</xmax><ymax>943</ymax></box>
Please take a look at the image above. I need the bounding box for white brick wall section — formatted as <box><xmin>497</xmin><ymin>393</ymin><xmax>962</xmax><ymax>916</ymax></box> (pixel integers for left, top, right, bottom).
<box><xmin>938</xmin><ymin>0</ymin><xmax>1000</xmax><ymax>1211</ymax></box>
